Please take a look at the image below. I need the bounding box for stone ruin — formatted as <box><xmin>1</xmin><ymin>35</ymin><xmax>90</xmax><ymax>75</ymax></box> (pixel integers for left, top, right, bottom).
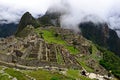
<box><xmin>0</xmin><ymin>26</ymin><xmax>110</xmax><ymax>76</ymax></box>
<box><xmin>0</xmin><ymin>26</ymin><xmax>111</xmax><ymax>78</ymax></box>
<box><xmin>0</xmin><ymin>30</ymin><xmax>82</xmax><ymax>69</ymax></box>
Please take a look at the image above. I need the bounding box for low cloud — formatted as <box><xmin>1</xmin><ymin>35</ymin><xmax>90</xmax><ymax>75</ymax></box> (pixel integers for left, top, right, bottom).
<box><xmin>0</xmin><ymin>0</ymin><xmax>120</xmax><ymax>36</ymax></box>
<box><xmin>47</xmin><ymin>0</ymin><xmax>120</xmax><ymax>35</ymax></box>
<box><xmin>0</xmin><ymin>0</ymin><xmax>59</xmax><ymax>24</ymax></box>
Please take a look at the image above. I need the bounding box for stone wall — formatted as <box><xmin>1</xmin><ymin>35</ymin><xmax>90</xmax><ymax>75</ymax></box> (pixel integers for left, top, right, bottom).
<box><xmin>0</xmin><ymin>27</ymin><xmax>90</xmax><ymax>69</ymax></box>
<box><xmin>0</xmin><ymin>54</ymin><xmax>12</xmax><ymax>62</ymax></box>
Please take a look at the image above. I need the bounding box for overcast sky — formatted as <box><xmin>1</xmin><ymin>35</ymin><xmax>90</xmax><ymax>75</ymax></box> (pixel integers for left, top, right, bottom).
<box><xmin>0</xmin><ymin>0</ymin><xmax>57</xmax><ymax>23</ymax></box>
<box><xmin>0</xmin><ymin>0</ymin><xmax>120</xmax><ymax>30</ymax></box>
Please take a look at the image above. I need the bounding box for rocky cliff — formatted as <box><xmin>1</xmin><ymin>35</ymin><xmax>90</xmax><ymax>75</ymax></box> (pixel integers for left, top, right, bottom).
<box><xmin>79</xmin><ymin>22</ymin><xmax>120</xmax><ymax>56</ymax></box>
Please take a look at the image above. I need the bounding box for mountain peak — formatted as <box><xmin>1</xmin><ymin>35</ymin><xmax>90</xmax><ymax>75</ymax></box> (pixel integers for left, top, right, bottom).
<box><xmin>24</xmin><ymin>12</ymin><xmax>31</xmax><ymax>15</ymax></box>
<box><xmin>19</xmin><ymin>12</ymin><xmax>34</xmax><ymax>23</ymax></box>
<box><xmin>15</xmin><ymin>12</ymin><xmax>40</xmax><ymax>36</ymax></box>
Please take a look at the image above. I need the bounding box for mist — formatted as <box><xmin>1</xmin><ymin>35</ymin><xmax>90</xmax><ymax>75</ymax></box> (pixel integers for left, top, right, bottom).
<box><xmin>1</xmin><ymin>0</ymin><xmax>120</xmax><ymax>35</ymax></box>
<box><xmin>47</xmin><ymin>0</ymin><xmax>120</xmax><ymax>35</ymax></box>
<box><xmin>0</xmin><ymin>0</ymin><xmax>59</xmax><ymax>24</ymax></box>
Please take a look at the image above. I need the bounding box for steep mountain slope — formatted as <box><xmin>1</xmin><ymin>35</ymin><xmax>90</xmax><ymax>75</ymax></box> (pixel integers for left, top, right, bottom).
<box><xmin>79</xmin><ymin>22</ymin><xmax>109</xmax><ymax>46</ymax></box>
<box><xmin>79</xmin><ymin>22</ymin><xmax>120</xmax><ymax>56</ymax></box>
<box><xmin>0</xmin><ymin>23</ymin><xmax>17</xmax><ymax>38</ymax></box>
<box><xmin>15</xmin><ymin>12</ymin><xmax>40</xmax><ymax>36</ymax></box>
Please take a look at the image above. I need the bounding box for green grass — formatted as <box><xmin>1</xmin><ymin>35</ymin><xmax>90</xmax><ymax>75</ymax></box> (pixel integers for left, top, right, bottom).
<box><xmin>40</xmin><ymin>29</ymin><xmax>66</xmax><ymax>44</ymax></box>
<box><xmin>100</xmin><ymin>50</ymin><xmax>120</xmax><ymax>78</ymax></box>
<box><xmin>76</xmin><ymin>58</ymin><xmax>94</xmax><ymax>72</ymax></box>
<box><xmin>3</xmin><ymin>67</ymin><xmax>74</xmax><ymax>80</ymax></box>
<box><xmin>90</xmin><ymin>44</ymin><xmax>102</xmax><ymax>61</ymax></box>
<box><xmin>92</xmin><ymin>44</ymin><xmax>98</xmax><ymax>54</ymax></box>
<box><xmin>67</xmin><ymin>69</ymin><xmax>80</xmax><ymax>78</ymax></box>
<box><xmin>24</xmin><ymin>69</ymin><xmax>74</xmax><ymax>80</ymax></box>
<box><xmin>0</xmin><ymin>67</ymin><xmax>93</xmax><ymax>80</ymax></box>
<box><xmin>35</xmin><ymin>28</ymin><xmax>79</xmax><ymax>55</ymax></box>
<box><xmin>5</xmin><ymin>68</ymin><xmax>29</xmax><ymax>80</ymax></box>
<box><xmin>65</xmin><ymin>46</ymin><xmax>79</xmax><ymax>55</ymax></box>
<box><xmin>57</xmin><ymin>52</ymin><xmax>64</xmax><ymax>64</ymax></box>
<box><xmin>0</xmin><ymin>73</ymin><xmax>10</xmax><ymax>80</ymax></box>
<box><xmin>0</xmin><ymin>66</ymin><xmax>3</xmax><ymax>70</ymax></box>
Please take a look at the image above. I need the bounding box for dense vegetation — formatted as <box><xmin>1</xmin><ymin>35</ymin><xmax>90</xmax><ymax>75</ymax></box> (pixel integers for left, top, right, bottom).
<box><xmin>98</xmin><ymin>46</ymin><xmax>120</xmax><ymax>78</ymax></box>
<box><xmin>0</xmin><ymin>23</ymin><xmax>17</xmax><ymax>38</ymax></box>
